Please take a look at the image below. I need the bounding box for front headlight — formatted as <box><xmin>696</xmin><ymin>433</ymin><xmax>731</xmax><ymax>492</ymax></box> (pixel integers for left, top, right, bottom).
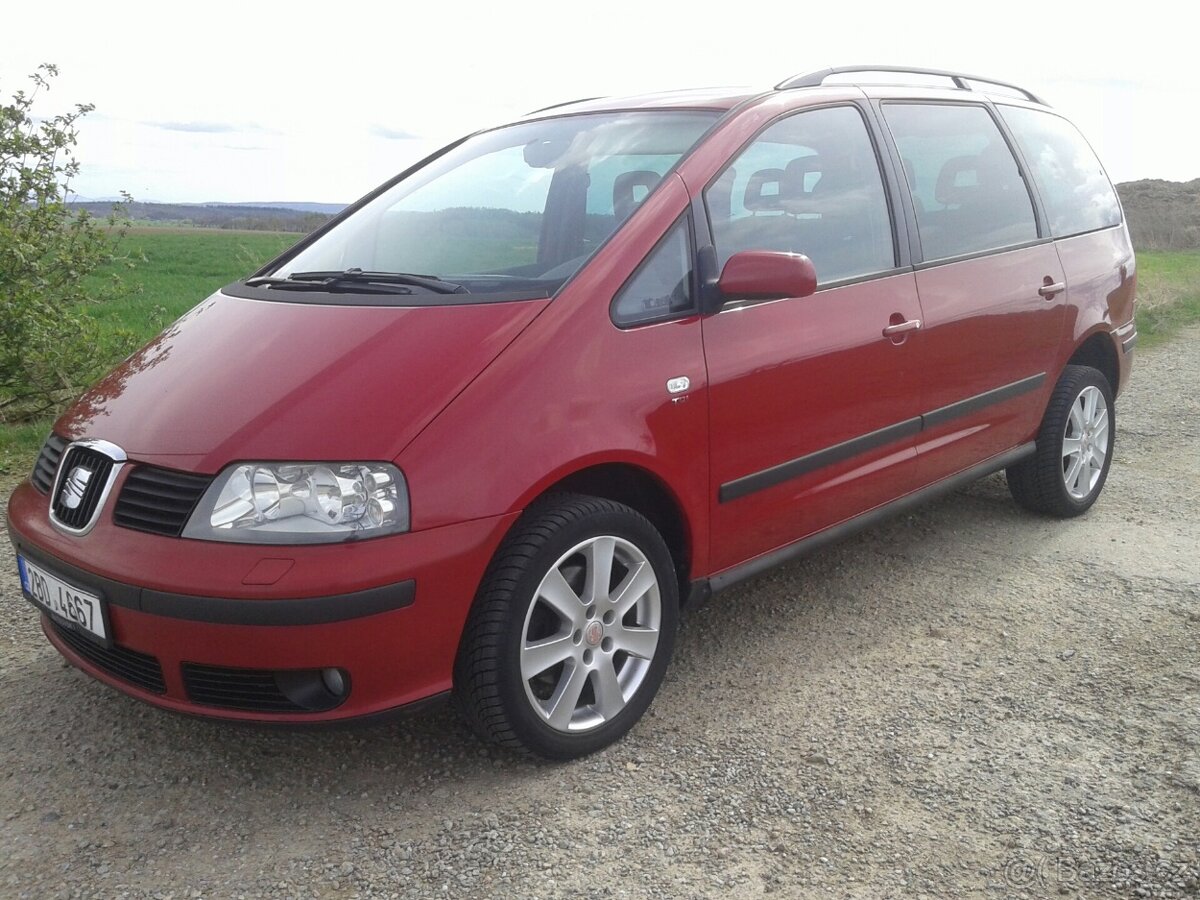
<box><xmin>182</xmin><ymin>462</ymin><xmax>409</xmax><ymax>544</ymax></box>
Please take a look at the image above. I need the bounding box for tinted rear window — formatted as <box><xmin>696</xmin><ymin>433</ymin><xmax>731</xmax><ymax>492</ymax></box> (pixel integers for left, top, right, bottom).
<box><xmin>998</xmin><ymin>106</ymin><xmax>1121</xmax><ymax>237</ymax></box>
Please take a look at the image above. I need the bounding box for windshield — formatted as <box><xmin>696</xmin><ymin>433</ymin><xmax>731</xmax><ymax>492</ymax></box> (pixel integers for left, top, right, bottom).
<box><xmin>271</xmin><ymin>111</ymin><xmax>718</xmax><ymax>295</ymax></box>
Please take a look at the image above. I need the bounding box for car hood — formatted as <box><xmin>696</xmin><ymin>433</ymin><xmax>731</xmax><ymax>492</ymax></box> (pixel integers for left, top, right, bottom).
<box><xmin>56</xmin><ymin>291</ymin><xmax>548</xmax><ymax>472</ymax></box>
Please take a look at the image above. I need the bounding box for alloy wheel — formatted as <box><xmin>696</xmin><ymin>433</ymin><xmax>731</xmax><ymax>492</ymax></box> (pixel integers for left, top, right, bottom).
<box><xmin>1062</xmin><ymin>384</ymin><xmax>1110</xmax><ymax>500</ymax></box>
<box><xmin>520</xmin><ymin>535</ymin><xmax>661</xmax><ymax>733</ymax></box>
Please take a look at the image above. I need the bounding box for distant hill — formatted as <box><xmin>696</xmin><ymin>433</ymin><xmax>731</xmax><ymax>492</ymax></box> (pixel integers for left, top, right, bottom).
<box><xmin>68</xmin><ymin>182</ymin><xmax>1199</xmax><ymax>249</ymax></box>
<box><xmin>1117</xmin><ymin>179</ymin><xmax>1200</xmax><ymax>251</ymax></box>
<box><xmin>68</xmin><ymin>201</ymin><xmax>338</xmax><ymax>233</ymax></box>
<box><xmin>211</xmin><ymin>201</ymin><xmax>347</xmax><ymax>215</ymax></box>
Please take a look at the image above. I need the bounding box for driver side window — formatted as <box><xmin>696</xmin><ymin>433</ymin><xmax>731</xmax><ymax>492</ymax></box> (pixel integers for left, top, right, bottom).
<box><xmin>704</xmin><ymin>105</ymin><xmax>895</xmax><ymax>285</ymax></box>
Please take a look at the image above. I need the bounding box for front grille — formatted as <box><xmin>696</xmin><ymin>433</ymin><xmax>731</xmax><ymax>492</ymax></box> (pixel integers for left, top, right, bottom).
<box><xmin>114</xmin><ymin>466</ymin><xmax>211</xmax><ymax>537</ymax></box>
<box><xmin>182</xmin><ymin>664</ymin><xmax>345</xmax><ymax>713</ymax></box>
<box><xmin>30</xmin><ymin>433</ymin><xmax>69</xmax><ymax>494</ymax></box>
<box><xmin>50</xmin><ymin>446</ymin><xmax>116</xmax><ymax>531</ymax></box>
<box><xmin>51</xmin><ymin>621</ymin><xmax>166</xmax><ymax>694</ymax></box>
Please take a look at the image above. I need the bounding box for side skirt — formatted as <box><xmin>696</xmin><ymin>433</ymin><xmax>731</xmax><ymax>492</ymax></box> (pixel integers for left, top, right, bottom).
<box><xmin>704</xmin><ymin>442</ymin><xmax>1035</xmax><ymax>595</ymax></box>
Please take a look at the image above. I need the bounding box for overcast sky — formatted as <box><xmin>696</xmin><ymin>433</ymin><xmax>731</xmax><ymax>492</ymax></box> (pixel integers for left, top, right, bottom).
<box><xmin>2</xmin><ymin>0</ymin><xmax>1192</xmax><ymax>204</ymax></box>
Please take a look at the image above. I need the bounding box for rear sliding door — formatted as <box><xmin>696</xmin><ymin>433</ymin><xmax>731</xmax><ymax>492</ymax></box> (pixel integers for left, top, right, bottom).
<box><xmin>879</xmin><ymin>102</ymin><xmax>1067</xmax><ymax>483</ymax></box>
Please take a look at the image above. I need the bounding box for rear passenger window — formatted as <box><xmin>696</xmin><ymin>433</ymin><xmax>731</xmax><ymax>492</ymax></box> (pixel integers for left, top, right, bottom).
<box><xmin>882</xmin><ymin>103</ymin><xmax>1038</xmax><ymax>261</ymax></box>
<box><xmin>704</xmin><ymin>106</ymin><xmax>894</xmax><ymax>285</ymax></box>
<box><xmin>998</xmin><ymin>106</ymin><xmax>1121</xmax><ymax>237</ymax></box>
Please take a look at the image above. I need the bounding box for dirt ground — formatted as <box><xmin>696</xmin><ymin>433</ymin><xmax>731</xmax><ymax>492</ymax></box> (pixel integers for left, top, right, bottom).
<box><xmin>1</xmin><ymin>329</ymin><xmax>1197</xmax><ymax>899</ymax></box>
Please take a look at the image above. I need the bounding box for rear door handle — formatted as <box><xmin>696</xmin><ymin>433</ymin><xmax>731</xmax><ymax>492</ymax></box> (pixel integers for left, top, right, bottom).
<box><xmin>882</xmin><ymin>318</ymin><xmax>922</xmax><ymax>337</ymax></box>
<box><xmin>1038</xmin><ymin>281</ymin><xmax>1066</xmax><ymax>298</ymax></box>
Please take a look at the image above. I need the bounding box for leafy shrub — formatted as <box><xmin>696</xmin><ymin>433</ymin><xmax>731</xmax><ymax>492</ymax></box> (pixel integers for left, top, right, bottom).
<box><xmin>0</xmin><ymin>64</ymin><xmax>138</xmax><ymax>423</ymax></box>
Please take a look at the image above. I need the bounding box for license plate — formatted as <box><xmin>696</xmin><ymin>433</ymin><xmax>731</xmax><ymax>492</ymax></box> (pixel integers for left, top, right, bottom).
<box><xmin>17</xmin><ymin>555</ymin><xmax>110</xmax><ymax>645</ymax></box>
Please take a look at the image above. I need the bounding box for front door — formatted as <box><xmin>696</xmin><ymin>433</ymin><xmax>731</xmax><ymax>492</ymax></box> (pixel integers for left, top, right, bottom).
<box><xmin>700</xmin><ymin>104</ymin><xmax>926</xmax><ymax>573</ymax></box>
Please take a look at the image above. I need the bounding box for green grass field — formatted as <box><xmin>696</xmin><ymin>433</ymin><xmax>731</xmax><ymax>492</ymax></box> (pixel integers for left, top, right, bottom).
<box><xmin>1134</xmin><ymin>250</ymin><xmax>1200</xmax><ymax>346</ymax></box>
<box><xmin>86</xmin><ymin>227</ymin><xmax>301</xmax><ymax>335</ymax></box>
<box><xmin>0</xmin><ymin>228</ymin><xmax>301</xmax><ymax>475</ymax></box>
<box><xmin>2</xmin><ymin>230</ymin><xmax>1199</xmax><ymax>477</ymax></box>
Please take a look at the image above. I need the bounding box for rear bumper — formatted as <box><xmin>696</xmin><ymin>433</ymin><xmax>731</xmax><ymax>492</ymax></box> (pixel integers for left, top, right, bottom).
<box><xmin>8</xmin><ymin>479</ymin><xmax>518</xmax><ymax>723</ymax></box>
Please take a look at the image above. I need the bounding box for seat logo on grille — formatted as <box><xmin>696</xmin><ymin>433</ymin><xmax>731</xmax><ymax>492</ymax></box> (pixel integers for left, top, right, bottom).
<box><xmin>60</xmin><ymin>466</ymin><xmax>93</xmax><ymax>510</ymax></box>
<box><xmin>48</xmin><ymin>439</ymin><xmax>126</xmax><ymax>537</ymax></box>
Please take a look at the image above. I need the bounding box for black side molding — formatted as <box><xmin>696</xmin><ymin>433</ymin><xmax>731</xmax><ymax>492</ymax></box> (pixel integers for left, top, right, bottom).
<box><xmin>719</xmin><ymin>417</ymin><xmax>923</xmax><ymax>503</ymax></box>
<box><xmin>707</xmin><ymin>442</ymin><xmax>1035</xmax><ymax>593</ymax></box>
<box><xmin>10</xmin><ymin>537</ymin><xmax>414</xmax><ymax>626</ymax></box>
<box><xmin>921</xmin><ymin>373</ymin><xmax>1045</xmax><ymax>430</ymax></box>
<box><xmin>720</xmin><ymin>373</ymin><xmax>1046</xmax><ymax>503</ymax></box>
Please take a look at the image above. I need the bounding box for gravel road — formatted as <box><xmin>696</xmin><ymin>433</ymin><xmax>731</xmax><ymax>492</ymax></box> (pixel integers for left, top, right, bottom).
<box><xmin>2</xmin><ymin>330</ymin><xmax>1198</xmax><ymax>900</ymax></box>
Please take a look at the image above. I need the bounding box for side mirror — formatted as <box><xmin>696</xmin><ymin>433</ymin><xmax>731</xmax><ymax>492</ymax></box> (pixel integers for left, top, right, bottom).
<box><xmin>716</xmin><ymin>250</ymin><xmax>817</xmax><ymax>303</ymax></box>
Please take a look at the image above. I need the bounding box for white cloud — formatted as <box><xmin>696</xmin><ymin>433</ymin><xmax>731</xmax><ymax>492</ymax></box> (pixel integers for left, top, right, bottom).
<box><xmin>369</xmin><ymin>125</ymin><xmax>422</xmax><ymax>141</ymax></box>
<box><xmin>145</xmin><ymin>121</ymin><xmax>241</xmax><ymax>134</ymax></box>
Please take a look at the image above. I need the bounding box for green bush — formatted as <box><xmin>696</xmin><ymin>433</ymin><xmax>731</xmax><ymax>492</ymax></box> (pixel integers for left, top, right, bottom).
<box><xmin>0</xmin><ymin>64</ymin><xmax>138</xmax><ymax>423</ymax></box>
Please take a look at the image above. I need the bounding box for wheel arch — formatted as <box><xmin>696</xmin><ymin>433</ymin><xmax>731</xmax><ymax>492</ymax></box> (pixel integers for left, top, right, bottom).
<box><xmin>1065</xmin><ymin>329</ymin><xmax>1120</xmax><ymax>397</ymax></box>
<box><xmin>500</xmin><ymin>457</ymin><xmax>698</xmax><ymax>603</ymax></box>
<box><xmin>538</xmin><ymin>462</ymin><xmax>694</xmax><ymax>599</ymax></box>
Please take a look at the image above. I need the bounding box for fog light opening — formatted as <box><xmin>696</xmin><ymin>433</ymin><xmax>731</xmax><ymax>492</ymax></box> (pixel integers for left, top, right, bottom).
<box><xmin>273</xmin><ymin>667</ymin><xmax>351</xmax><ymax>711</ymax></box>
<box><xmin>321</xmin><ymin>667</ymin><xmax>348</xmax><ymax>698</ymax></box>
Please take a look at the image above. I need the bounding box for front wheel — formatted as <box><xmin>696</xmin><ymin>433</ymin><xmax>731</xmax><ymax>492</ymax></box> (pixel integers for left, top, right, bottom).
<box><xmin>1007</xmin><ymin>364</ymin><xmax>1115</xmax><ymax>517</ymax></box>
<box><xmin>454</xmin><ymin>494</ymin><xmax>679</xmax><ymax>759</ymax></box>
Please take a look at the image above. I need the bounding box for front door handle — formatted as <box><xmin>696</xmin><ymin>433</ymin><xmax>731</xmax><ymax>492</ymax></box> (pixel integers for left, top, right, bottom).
<box><xmin>1038</xmin><ymin>280</ymin><xmax>1066</xmax><ymax>299</ymax></box>
<box><xmin>882</xmin><ymin>318</ymin><xmax>922</xmax><ymax>338</ymax></box>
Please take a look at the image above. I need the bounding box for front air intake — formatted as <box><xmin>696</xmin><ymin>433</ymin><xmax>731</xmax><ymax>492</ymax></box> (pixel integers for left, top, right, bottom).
<box><xmin>114</xmin><ymin>465</ymin><xmax>212</xmax><ymax>537</ymax></box>
<box><xmin>51</xmin><ymin>621</ymin><xmax>166</xmax><ymax>694</ymax></box>
<box><xmin>30</xmin><ymin>433</ymin><xmax>68</xmax><ymax>494</ymax></box>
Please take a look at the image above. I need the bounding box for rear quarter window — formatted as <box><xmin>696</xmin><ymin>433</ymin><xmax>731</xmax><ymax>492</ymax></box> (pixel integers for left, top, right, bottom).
<box><xmin>998</xmin><ymin>105</ymin><xmax>1122</xmax><ymax>237</ymax></box>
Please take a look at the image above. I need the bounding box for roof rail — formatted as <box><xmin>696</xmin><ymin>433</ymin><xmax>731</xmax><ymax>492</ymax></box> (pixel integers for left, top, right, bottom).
<box><xmin>775</xmin><ymin>66</ymin><xmax>1048</xmax><ymax>106</ymax></box>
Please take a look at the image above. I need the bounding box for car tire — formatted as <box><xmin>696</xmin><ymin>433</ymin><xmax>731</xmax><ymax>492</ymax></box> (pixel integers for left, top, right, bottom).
<box><xmin>454</xmin><ymin>493</ymin><xmax>679</xmax><ymax>759</ymax></box>
<box><xmin>1006</xmin><ymin>364</ymin><xmax>1115</xmax><ymax>518</ymax></box>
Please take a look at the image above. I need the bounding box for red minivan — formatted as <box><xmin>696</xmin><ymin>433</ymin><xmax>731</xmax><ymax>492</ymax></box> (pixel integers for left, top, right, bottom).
<box><xmin>8</xmin><ymin>67</ymin><xmax>1135</xmax><ymax>758</ymax></box>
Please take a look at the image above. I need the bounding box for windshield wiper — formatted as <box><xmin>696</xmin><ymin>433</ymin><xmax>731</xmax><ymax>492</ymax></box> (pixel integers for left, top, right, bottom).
<box><xmin>243</xmin><ymin>274</ymin><xmax>412</xmax><ymax>295</ymax></box>
<box><xmin>247</xmin><ymin>268</ymin><xmax>468</xmax><ymax>295</ymax></box>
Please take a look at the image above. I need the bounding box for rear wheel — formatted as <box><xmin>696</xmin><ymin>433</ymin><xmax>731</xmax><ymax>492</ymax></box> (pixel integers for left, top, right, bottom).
<box><xmin>1007</xmin><ymin>364</ymin><xmax>1115</xmax><ymax>517</ymax></box>
<box><xmin>455</xmin><ymin>494</ymin><xmax>678</xmax><ymax>759</ymax></box>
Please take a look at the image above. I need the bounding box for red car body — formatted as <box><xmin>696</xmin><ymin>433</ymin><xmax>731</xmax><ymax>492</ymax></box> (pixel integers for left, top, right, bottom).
<box><xmin>7</xmin><ymin>72</ymin><xmax>1135</xmax><ymax>725</ymax></box>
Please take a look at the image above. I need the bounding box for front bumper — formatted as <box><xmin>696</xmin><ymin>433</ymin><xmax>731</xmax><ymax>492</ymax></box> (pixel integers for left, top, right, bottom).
<box><xmin>7</xmin><ymin>478</ymin><xmax>518</xmax><ymax>723</ymax></box>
